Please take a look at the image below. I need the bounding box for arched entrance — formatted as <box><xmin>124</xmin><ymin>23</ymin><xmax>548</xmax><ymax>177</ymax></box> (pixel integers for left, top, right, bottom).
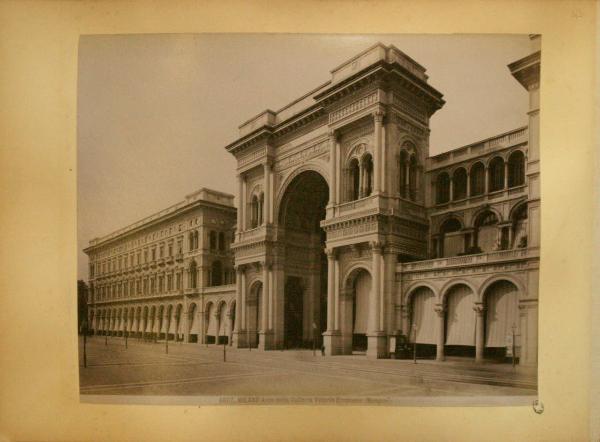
<box><xmin>483</xmin><ymin>280</ymin><xmax>519</xmax><ymax>361</ymax></box>
<box><xmin>342</xmin><ymin>268</ymin><xmax>371</xmax><ymax>353</ymax></box>
<box><xmin>278</xmin><ymin>170</ymin><xmax>329</xmax><ymax>349</ymax></box>
<box><xmin>408</xmin><ymin>286</ymin><xmax>438</xmax><ymax>358</ymax></box>
<box><xmin>247</xmin><ymin>281</ymin><xmax>262</xmax><ymax>348</ymax></box>
<box><xmin>444</xmin><ymin>284</ymin><xmax>476</xmax><ymax>357</ymax></box>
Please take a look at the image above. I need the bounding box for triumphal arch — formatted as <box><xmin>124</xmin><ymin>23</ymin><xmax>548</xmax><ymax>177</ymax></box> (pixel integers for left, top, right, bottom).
<box><xmin>226</xmin><ymin>40</ymin><xmax>540</xmax><ymax>365</ymax></box>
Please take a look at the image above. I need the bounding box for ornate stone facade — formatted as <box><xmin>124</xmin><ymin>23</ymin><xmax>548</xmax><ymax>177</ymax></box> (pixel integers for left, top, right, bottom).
<box><xmin>84</xmin><ymin>188</ymin><xmax>237</xmax><ymax>346</ymax></box>
<box><xmin>85</xmin><ymin>38</ymin><xmax>540</xmax><ymax>367</ymax></box>
<box><xmin>226</xmin><ymin>39</ymin><xmax>540</xmax><ymax>366</ymax></box>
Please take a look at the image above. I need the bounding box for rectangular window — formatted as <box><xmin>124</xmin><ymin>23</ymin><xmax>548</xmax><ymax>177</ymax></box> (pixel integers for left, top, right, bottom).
<box><xmin>167</xmin><ymin>274</ymin><xmax>172</xmax><ymax>291</ymax></box>
<box><xmin>159</xmin><ymin>246</ymin><xmax>164</xmax><ymax>258</ymax></box>
<box><xmin>137</xmin><ymin>252</ymin><xmax>141</xmax><ymax>265</ymax></box>
<box><xmin>176</xmin><ymin>272</ymin><xmax>181</xmax><ymax>290</ymax></box>
<box><xmin>168</xmin><ymin>244</ymin><xmax>173</xmax><ymax>256</ymax></box>
<box><xmin>150</xmin><ymin>277</ymin><xmax>155</xmax><ymax>293</ymax></box>
<box><xmin>159</xmin><ymin>276</ymin><xmax>164</xmax><ymax>292</ymax></box>
<box><xmin>144</xmin><ymin>250</ymin><xmax>148</xmax><ymax>263</ymax></box>
<box><xmin>177</xmin><ymin>240</ymin><xmax>182</xmax><ymax>255</ymax></box>
<box><xmin>151</xmin><ymin>248</ymin><xmax>156</xmax><ymax>261</ymax></box>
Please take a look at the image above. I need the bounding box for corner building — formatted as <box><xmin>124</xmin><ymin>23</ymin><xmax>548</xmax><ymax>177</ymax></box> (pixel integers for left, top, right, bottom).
<box><xmin>227</xmin><ymin>38</ymin><xmax>540</xmax><ymax>366</ymax></box>
<box><xmin>84</xmin><ymin>37</ymin><xmax>540</xmax><ymax>367</ymax></box>
<box><xmin>84</xmin><ymin>189</ymin><xmax>238</xmax><ymax>346</ymax></box>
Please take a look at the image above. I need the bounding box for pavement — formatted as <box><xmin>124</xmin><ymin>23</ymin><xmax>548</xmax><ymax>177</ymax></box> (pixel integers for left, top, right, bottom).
<box><xmin>79</xmin><ymin>336</ymin><xmax>537</xmax><ymax>400</ymax></box>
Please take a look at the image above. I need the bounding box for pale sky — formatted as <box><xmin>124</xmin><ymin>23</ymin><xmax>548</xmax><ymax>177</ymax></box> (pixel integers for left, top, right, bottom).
<box><xmin>77</xmin><ymin>33</ymin><xmax>531</xmax><ymax>280</ymax></box>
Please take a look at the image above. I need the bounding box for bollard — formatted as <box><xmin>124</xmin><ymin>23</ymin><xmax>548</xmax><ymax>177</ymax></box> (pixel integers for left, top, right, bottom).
<box><xmin>83</xmin><ymin>332</ymin><xmax>87</xmax><ymax>368</ymax></box>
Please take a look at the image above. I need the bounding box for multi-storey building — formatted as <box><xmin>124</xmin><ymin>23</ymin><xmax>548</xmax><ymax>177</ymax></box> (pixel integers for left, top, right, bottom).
<box><xmin>85</xmin><ymin>36</ymin><xmax>540</xmax><ymax>366</ymax></box>
<box><xmin>225</xmin><ymin>37</ymin><xmax>539</xmax><ymax>366</ymax></box>
<box><xmin>84</xmin><ymin>188</ymin><xmax>237</xmax><ymax>345</ymax></box>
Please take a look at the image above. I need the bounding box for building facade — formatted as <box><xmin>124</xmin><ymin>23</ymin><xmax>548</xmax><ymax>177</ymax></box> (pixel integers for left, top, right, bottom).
<box><xmin>84</xmin><ymin>188</ymin><xmax>237</xmax><ymax>346</ymax></box>
<box><xmin>85</xmin><ymin>37</ymin><xmax>540</xmax><ymax>366</ymax></box>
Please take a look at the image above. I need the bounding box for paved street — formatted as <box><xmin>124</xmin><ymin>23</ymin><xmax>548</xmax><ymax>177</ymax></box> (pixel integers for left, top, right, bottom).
<box><xmin>79</xmin><ymin>336</ymin><xmax>536</xmax><ymax>400</ymax></box>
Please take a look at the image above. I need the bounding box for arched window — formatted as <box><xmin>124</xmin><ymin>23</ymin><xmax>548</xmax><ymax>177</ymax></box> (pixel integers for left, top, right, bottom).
<box><xmin>512</xmin><ymin>203</ymin><xmax>528</xmax><ymax>248</ymax></box>
<box><xmin>508</xmin><ymin>151</ymin><xmax>525</xmax><ymax>187</ymax></box>
<box><xmin>218</xmin><ymin>232</ymin><xmax>225</xmax><ymax>251</ymax></box>
<box><xmin>439</xmin><ymin>218</ymin><xmax>463</xmax><ymax>257</ymax></box>
<box><xmin>349</xmin><ymin>158</ymin><xmax>360</xmax><ymax>201</ymax></box>
<box><xmin>258</xmin><ymin>192</ymin><xmax>264</xmax><ymax>225</ymax></box>
<box><xmin>189</xmin><ymin>261</ymin><xmax>197</xmax><ymax>289</ymax></box>
<box><xmin>211</xmin><ymin>261</ymin><xmax>223</xmax><ymax>286</ymax></box>
<box><xmin>475</xmin><ymin>211</ymin><xmax>499</xmax><ymax>253</ymax></box>
<box><xmin>409</xmin><ymin>154</ymin><xmax>417</xmax><ymax>201</ymax></box>
<box><xmin>452</xmin><ymin>168</ymin><xmax>467</xmax><ymax>200</ymax></box>
<box><xmin>250</xmin><ymin>195</ymin><xmax>259</xmax><ymax>228</ymax></box>
<box><xmin>188</xmin><ymin>232</ymin><xmax>194</xmax><ymax>251</ymax></box>
<box><xmin>209</xmin><ymin>231</ymin><xmax>217</xmax><ymax>250</ymax></box>
<box><xmin>363</xmin><ymin>154</ymin><xmax>373</xmax><ymax>197</ymax></box>
<box><xmin>488</xmin><ymin>157</ymin><xmax>505</xmax><ymax>192</ymax></box>
<box><xmin>436</xmin><ymin>172</ymin><xmax>450</xmax><ymax>204</ymax></box>
<box><xmin>470</xmin><ymin>162</ymin><xmax>485</xmax><ymax>196</ymax></box>
<box><xmin>398</xmin><ymin>150</ymin><xmax>408</xmax><ymax>198</ymax></box>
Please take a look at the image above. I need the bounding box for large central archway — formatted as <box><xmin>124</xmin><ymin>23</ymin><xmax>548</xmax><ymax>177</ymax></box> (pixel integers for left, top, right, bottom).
<box><xmin>278</xmin><ymin>170</ymin><xmax>329</xmax><ymax>349</ymax></box>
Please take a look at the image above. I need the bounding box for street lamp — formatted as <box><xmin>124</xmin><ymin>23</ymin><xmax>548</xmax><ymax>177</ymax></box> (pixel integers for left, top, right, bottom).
<box><xmin>511</xmin><ymin>323</ymin><xmax>517</xmax><ymax>369</ymax></box>
<box><xmin>165</xmin><ymin>315</ymin><xmax>169</xmax><ymax>355</ymax></box>
<box><xmin>81</xmin><ymin>319</ymin><xmax>88</xmax><ymax>368</ymax></box>
<box><xmin>312</xmin><ymin>322</ymin><xmax>317</xmax><ymax>357</ymax></box>
<box><xmin>412</xmin><ymin>323</ymin><xmax>418</xmax><ymax>364</ymax></box>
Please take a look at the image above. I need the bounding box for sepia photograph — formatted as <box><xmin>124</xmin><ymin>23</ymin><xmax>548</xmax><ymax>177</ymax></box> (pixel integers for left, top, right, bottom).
<box><xmin>77</xmin><ymin>33</ymin><xmax>541</xmax><ymax>404</ymax></box>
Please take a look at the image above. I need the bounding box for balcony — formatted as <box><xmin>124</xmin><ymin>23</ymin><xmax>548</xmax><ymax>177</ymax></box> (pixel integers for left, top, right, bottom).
<box><xmin>184</xmin><ymin>287</ymin><xmax>199</xmax><ymax>295</ymax></box>
<box><xmin>334</xmin><ymin>194</ymin><xmax>377</xmax><ymax>217</ymax></box>
<box><xmin>175</xmin><ymin>253</ymin><xmax>183</xmax><ymax>262</ymax></box>
<box><xmin>166</xmin><ymin>255</ymin><xmax>174</xmax><ymax>264</ymax></box>
<box><xmin>401</xmin><ymin>247</ymin><xmax>538</xmax><ymax>272</ymax></box>
<box><xmin>235</xmin><ymin>225</ymin><xmax>269</xmax><ymax>245</ymax></box>
<box><xmin>428</xmin><ymin>126</ymin><xmax>528</xmax><ymax>170</ymax></box>
<box><xmin>433</xmin><ymin>184</ymin><xmax>527</xmax><ymax>213</ymax></box>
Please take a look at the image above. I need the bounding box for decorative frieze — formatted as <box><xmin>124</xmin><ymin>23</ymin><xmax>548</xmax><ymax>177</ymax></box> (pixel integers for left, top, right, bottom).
<box><xmin>328</xmin><ymin>92</ymin><xmax>378</xmax><ymax>124</ymax></box>
<box><xmin>392</xmin><ymin>92</ymin><xmax>427</xmax><ymax>123</ymax></box>
<box><xmin>274</xmin><ymin>138</ymin><xmax>329</xmax><ymax>172</ymax></box>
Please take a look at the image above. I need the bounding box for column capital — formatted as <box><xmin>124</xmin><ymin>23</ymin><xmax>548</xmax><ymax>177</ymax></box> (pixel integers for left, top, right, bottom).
<box><xmin>235</xmin><ymin>264</ymin><xmax>247</xmax><ymax>274</ymax></box>
<box><xmin>325</xmin><ymin>247</ymin><xmax>338</xmax><ymax>259</ymax></box>
<box><xmin>434</xmin><ymin>304</ymin><xmax>445</xmax><ymax>316</ymax></box>
<box><xmin>373</xmin><ymin>109</ymin><xmax>386</xmax><ymax>123</ymax></box>
<box><xmin>263</xmin><ymin>158</ymin><xmax>274</xmax><ymax>170</ymax></box>
<box><xmin>401</xmin><ymin>304</ymin><xmax>411</xmax><ymax>317</ymax></box>
<box><xmin>369</xmin><ymin>241</ymin><xmax>383</xmax><ymax>254</ymax></box>
<box><xmin>328</xmin><ymin>129</ymin><xmax>341</xmax><ymax>141</ymax></box>
<box><xmin>473</xmin><ymin>302</ymin><xmax>485</xmax><ymax>315</ymax></box>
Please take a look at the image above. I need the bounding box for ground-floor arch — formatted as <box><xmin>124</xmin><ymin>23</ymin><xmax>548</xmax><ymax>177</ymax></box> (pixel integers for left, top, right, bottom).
<box><xmin>278</xmin><ymin>169</ymin><xmax>329</xmax><ymax>350</ymax></box>
<box><xmin>338</xmin><ymin>267</ymin><xmax>372</xmax><ymax>353</ymax></box>
<box><xmin>444</xmin><ymin>283</ymin><xmax>476</xmax><ymax>357</ymax></box>
<box><xmin>483</xmin><ymin>279</ymin><xmax>519</xmax><ymax>361</ymax></box>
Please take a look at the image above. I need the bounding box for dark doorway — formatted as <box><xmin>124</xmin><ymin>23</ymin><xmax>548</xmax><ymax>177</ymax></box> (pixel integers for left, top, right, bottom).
<box><xmin>279</xmin><ymin>170</ymin><xmax>329</xmax><ymax>350</ymax></box>
<box><xmin>284</xmin><ymin>277</ymin><xmax>304</xmax><ymax>348</ymax></box>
